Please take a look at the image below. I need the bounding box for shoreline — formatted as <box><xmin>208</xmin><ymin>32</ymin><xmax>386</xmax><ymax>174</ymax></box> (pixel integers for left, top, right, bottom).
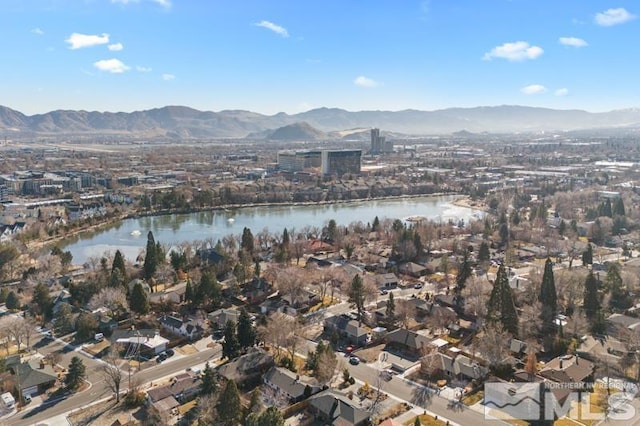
<box><xmin>28</xmin><ymin>192</ymin><xmax>478</xmax><ymax>253</ymax></box>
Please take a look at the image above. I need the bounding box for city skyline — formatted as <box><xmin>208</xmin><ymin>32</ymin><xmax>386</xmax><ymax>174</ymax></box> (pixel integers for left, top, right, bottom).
<box><xmin>2</xmin><ymin>0</ymin><xmax>638</xmax><ymax>115</ymax></box>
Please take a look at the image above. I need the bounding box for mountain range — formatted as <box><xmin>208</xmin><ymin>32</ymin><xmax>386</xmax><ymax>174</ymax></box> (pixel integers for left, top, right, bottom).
<box><xmin>1</xmin><ymin>104</ymin><xmax>640</xmax><ymax>139</ymax></box>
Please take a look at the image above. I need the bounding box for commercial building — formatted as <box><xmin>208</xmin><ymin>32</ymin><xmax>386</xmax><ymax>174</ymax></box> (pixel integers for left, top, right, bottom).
<box><xmin>321</xmin><ymin>149</ymin><xmax>362</xmax><ymax>176</ymax></box>
<box><xmin>277</xmin><ymin>150</ymin><xmax>322</xmax><ymax>172</ymax></box>
<box><xmin>370</xmin><ymin>128</ymin><xmax>393</xmax><ymax>154</ymax></box>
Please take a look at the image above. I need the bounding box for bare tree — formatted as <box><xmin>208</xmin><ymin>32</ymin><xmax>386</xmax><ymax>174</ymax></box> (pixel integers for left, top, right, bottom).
<box><xmin>88</xmin><ymin>287</ymin><xmax>129</xmax><ymax>319</ymax></box>
<box><xmin>315</xmin><ymin>347</ymin><xmax>338</xmax><ymax>386</ymax></box>
<box><xmin>476</xmin><ymin>323</ymin><xmax>511</xmax><ymax>370</ymax></box>
<box><xmin>396</xmin><ymin>300</ymin><xmax>416</xmax><ymax>329</ymax></box>
<box><xmin>196</xmin><ymin>393</ymin><xmax>219</xmax><ymax>426</ymax></box>
<box><xmin>100</xmin><ymin>348</ymin><xmax>125</xmax><ymax>402</ymax></box>
<box><xmin>260</xmin><ymin>312</ymin><xmax>300</xmax><ymax>361</ymax></box>
<box><xmin>519</xmin><ymin>301</ymin><xmax>543</xmax><ymax>342</ymax></box>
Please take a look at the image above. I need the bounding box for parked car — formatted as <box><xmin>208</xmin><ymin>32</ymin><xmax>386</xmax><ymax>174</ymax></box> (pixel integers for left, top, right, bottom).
<box><xmin>380</xmin><ymin>289</ymin><xmax>388</xmax><ymax>295</ymax></box>
<box><xmin>380</xmin><ymin>369</ymin><xmax>394</xmax><ymax>381</ymax></box>
<box><xmin>156</xmin><ymin>353</ymin><xmax>167</xmax><ymax>363</ymax></box>
<box><xmin>414</xmin><ymin>283</ymin><xmax>423</xmax><ymax>289</ymax></box>
<box><xmin>349</xmin><ymin>356</ymin><xmax>360</xmax><ymax>365</ymax></box>
<box><xmin>166</xmin><ymin>349</ymin><xmax>175</xmax><ymax>357</ymax></box>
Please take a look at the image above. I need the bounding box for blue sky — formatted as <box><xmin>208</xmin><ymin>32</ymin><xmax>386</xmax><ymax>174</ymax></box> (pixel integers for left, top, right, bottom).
<box><xmin>2</xmin><ymin>0</ymin><xmax>639</xmax><ymax>115</ymax></box>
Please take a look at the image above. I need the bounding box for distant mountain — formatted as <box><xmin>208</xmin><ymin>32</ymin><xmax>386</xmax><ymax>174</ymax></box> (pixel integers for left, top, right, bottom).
<box><xmin>265</xmin><ymin>122</ymin><xmax>326</xmax><ymax>140</ymax></box>
<box><xmin>1</xmin><ymin>104</ymin><xmax>640</xmax><ymax>138</ymax></box>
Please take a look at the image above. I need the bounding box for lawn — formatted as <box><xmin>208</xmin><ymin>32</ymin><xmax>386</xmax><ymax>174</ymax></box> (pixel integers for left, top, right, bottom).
<box><xmin>403</xmin><ymin>414</ymin><xmax>447</xmax><ymax>426</ymax></box>
<box><xmin>462</xmin><ymin>390</ymin><xmax>484</xmax><ymax>406</ymax></box>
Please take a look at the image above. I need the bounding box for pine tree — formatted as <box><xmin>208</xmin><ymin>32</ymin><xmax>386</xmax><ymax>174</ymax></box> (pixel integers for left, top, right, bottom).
<box><xmin>607</xmin><ymin>263</ymin><xmax>632</xmax><ymax>311</ymax></box>
<box><xmin>613</xmin><ymin>198</ymin><xmax>626</xmax><ymax>217</ymax></box>
<box><xmin>478</xmin><ymin>241</ymin><xmax>490</xmax><ymax>263</ymax></box>
<box><xmin>185</xmin><ymin>279</ymin><xmax>194</xmax><ymax>305</ymax></box>
<box><xmin>5</xmin><ymin>291</ymin><xmax>19</xmax><ymax>310</ymax></box>
<box><xmin>414</xmin><ymin>416</ymin><xmax>421</xmax><ymax>426</ymax></box>
<box><xmin>539</xmin><ymin>258</ymin><xmax>558</xmax><ymax>336</ymax></box>
<box><xmin>65</xmin><ymin>356</ymin><xmax>86</xmax><ymax>390</ymax></box>
<box><xmin>222</xmin><ymin>320</ymin><xmax>240</xmax><ymax>360</ymax></box>
<box><xmin>486</xmin><ymin>264</ymin><xmax>519</xmax><ymax>336</ymax></box>
<box><xmin>237</xmin><ymin>308</ymin><xmax>256</xmax><ymax>350</ymax></box>
<box><xmin>130</xmin><ymin>282</ymin><xmax>150</xmax><ymax>315</ymax></box>
<box><xmin>32</xmin><ymin>282</ymin><xmax>53</xmax><ymax>320</ymax></box>
<box><xmin>217</xmin><ymin>380</ymin><xmax>242</xmax><ymax>425</ymax></box>
<box><xmin>111</xmin><ymin>250</ymin><xmax>127</xmax><ymax>283</ymax></box>
<box><xmin>200</xmin><ymin>362</ymin><xmax>218</xmax><ymax>395</ymax></box>
<box><xmin>348</xmin><ymin>274</ymin><xmax>366</xmax><ymax>325</ymax></box>
<box><xmin>385</xmin><ymin>291</ymin><xmax>396</xmax><ymax>325</ymax></box>
<box><xmin>372</xmin><ymin>216</ymin><xmax>380</xmax><ymax>232</ymax></box>
<box><xmin>241</xmin><ymin>227</ymin><xmax>255</xmax><ymax>255</ymax></box>
<box><xmin>583</xmin><ymin>271</ymin><xmax>600</xmax><ymax>319</ymax></box>
<box><xmin>455</xmin><ymin>250</ymin><xmax>472</xmax><ymax>311</ymax></box>
<box><xmin>582</xmin><ymin>244</ymin><xmax>593</xmax><ymax>266</ymax></box>
<box><xmin>143</xmin><ymin>231</ymin><xmax>158</xmax><ymax>280</ymax></box>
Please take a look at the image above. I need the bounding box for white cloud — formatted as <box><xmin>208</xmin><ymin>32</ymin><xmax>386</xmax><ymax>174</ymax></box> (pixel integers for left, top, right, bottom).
<box><xmin>483</xmin><ymin>41</ymin><xmax>543</xmax><ymax>61</ymax></box>
<box><xmin>93</xmin><ymin>58</ymin><xmax>130</xmax><ymax>73</ymax></box>
<box><xmin>152</xmin><ymin>0</ymin><xmax>171</xmax><ymax>7</ymax></box>
<box><xmin>162</xmin><ymin>73</ymin><xmax>175</xmax><ymax>81</ymax></box>
<box><xmin>136</xmin><ymin>66</ymin><xmax>152</xmax><ymax>72</ymax></box>
<box><xmin>111</xmin><ymin>0</ymin><xmax>171</xmax><ymax>7</ymax></box>
<box><xmin>521</xmin><ymin>84</ymin><xmax>547</xmax><ymax>95</ymax></box>
<box><xmin>559</xmin><ymin>37</ymin><xmax>588</xmax><ymax>47</ymax></box>
<box><xmin>555</xmin><ymin>88</ymin><xmax>569</xmax><ymax>96</ymax></box>
<box><xmin>108</xmin><ymin>43</ymin><xmax>124</xmax><ymax>51</ymax></box>
<box><xmin>31</xmin><ymin>28</ymin><xmax>44</xmax><ymax>35</ymax></box>
<box><xmin>595</xmin><ymin>8</ymin><xmax>636</xmax><ymax>26</ymax></box>
<box><xmin>66</xmin><ymin>33</ymin><xmax>110</xmax><ymax>49</ymax></box>
<box><xmin>354</xmin><ymin>76</ymin><xmax>380</xmax><ymax>88</ymax></box>
<box><xmin>254</xmin><ymin>20</ymin><xmax>289</xmax><ymax>37</ymax></box>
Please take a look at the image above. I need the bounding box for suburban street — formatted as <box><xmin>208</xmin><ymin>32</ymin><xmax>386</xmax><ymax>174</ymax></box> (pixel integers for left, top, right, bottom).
<box><xmin>11</xmin><ymin>337</ymin><xmax>221</xmax><ymax>426</ymax></box>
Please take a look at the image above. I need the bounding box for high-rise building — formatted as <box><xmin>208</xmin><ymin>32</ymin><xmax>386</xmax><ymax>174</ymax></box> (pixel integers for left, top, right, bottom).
<box><xmin>371</xmin><ymin>128</ymin><xmax>382</xmax><ymax>154</ymax></box>
<box><xmin>321</xmin><ymin>150</ymin><xmax>361</xmax><ymax>176</ymax></box>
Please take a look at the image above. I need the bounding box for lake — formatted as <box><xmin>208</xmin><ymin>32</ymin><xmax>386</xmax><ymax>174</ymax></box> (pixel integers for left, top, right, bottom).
<box><xmin>61</xmin><ymin>195</ymin><xmax>484</xmax><ymax>265</ymax></box>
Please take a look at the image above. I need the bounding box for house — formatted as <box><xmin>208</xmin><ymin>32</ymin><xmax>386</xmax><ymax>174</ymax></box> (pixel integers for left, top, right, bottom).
<box><xmin>308</xmin><ymin>390</ymin><xmax>370</xmax><ymax>426</ymax></box>
<box><xmin>577</xmin><ymin>335</ymin><xmax>628</xmax><ymax>363</ymax></box>
<box><xmin>208</xmin><ymin>308</ymin><xmax>240</xmax><ymax>330</ymax></box>
<box><xmin>385</xmin><ymin>329</ymin><xmax>431</xmax><ymax>357</ymax></box>
<box><xmin>324</xmin><ymin>314</ymin><xmax>370</xmax><ymax>346</ymax></box>
<box><xmin>426</xmin><ymin>353</ymin><xmax>488</xmax><ymax>382</ymax></box>
<box><xmin>159</xmin><ymin>315</ymin><xmax>203</xmax><ymax>341</ymax></box>
<box><xmin>539</xmin><ymin>355</ymin><xmax>595</xmax><ymax>385</ymax></box>
<box><xmin>196</xmin><ymin>248</ymin><xmax>225</xmax><ymax>266</ymax></box>
<box><xmin>606</xmin><ymin>313</ymin><xmax>640</xmax><ymax>338</ymax></box>
<box><xmin>263</xmin><ymin>366</ymin><xmax>322</xmax><ymax>403</ymax></box>
<box><xmin>281</xmin><ymin>289</ymin><xmax>320</xmax><ymax>312</ymax></box>
<box><xmin>111</xmin><ymin>329</ymin><xmax>168</xmax><ymax>357</ymax></box>
<box><xmin>399</xmin><ymin>262</ymin><xmax>428</xmax><ymax>278</ymax></box>
<box><xmin>11</xmin><ymin>360</ymin><xmax>58</xmax><ymax>398</ymax></box>
<box><xmin>240</xmin><ymin>277</ymin><xmax>274</xmax><ymax>305</ymax></box>
<box><xmin>150</xmin><ymin>282</ymin><xmax>187</xmax><ymax>305</ymax></box>
<box><xmin>51</xmin><ymin>289</ymin><xmax>72</xmax><ymax>315</ymax></box>
<box><xmin>146</xmin><ymin>373</ymin><xmax>202</xmax><ymax>405</ymax></box>
<box><xmin>376</xmin><ymin>273</ymin><xmax>398</xmax><ymax>289</ymax></box>
<box><xmin>218</xmin><ymin>348</ymin><xmax>275</xmax><ymax>389</ymax></box>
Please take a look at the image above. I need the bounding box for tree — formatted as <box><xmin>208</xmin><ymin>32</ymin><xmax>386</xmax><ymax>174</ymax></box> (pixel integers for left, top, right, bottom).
<box><xmin>130</xmin><ymin>282</ymin><xmax>150</xmax><ymax>315</ymax></box>
<box><xmin>454</xmin><ymin>250</ymin><xmax>472</xmax><ymax>311</ymax></box>
<box><xmin>198</xmin><ymin>272</ymin><xmax>222</xmax><ymax>310</ymax></box>
<box><xmin>185</xmin><ymin>279</ymin><xmax>195</xmax><ymax>305</ymax></box>
<box><xmin>75</xmin><ymin>312</ymin><xmax>98</xmax><ymax>341</ymax></box>
<box><xmin>385</xmin><ymin>291</ymin><xmax>396</xmax><ymax>326</ymax></box>
<box><xmin>0</xmin><ymin>288</ymin><xmax>8</xmax><ymax>304</ymax></box>
<box><xmin>613</xmin><ymin>198</ymin><xmax>626</xmax><ymax>217</ymax></box>
<box><xmin>313</xmin><ymin>343</ymin><xmax>338</xmax><ymax>385</ymax></box>
<box><xmin>32</xmin><ymin>282</ymin><xmax>53</xmax><ymax>320</ymax></box>
<box><xmin>222</xmin><ymin>320</ymin><xmax>240</xmax><ymax>360</ymax></box>
<box><xmin>143</xmin><ymin>231</ymin><xmax>158</xmax><ymax>280</ymax></box>
<box><xmin>200</xmin><ymin>362</ymin><xmax>218</xmax><ymax>395</ymax></box>
<box><xmin>5</xmin><ymin>291</ymin><xmax>19</xmax><ymax>310</ymax></box>
<box><xmin>237</xmin><ymin>309</ymin><xmax>256</xmax><ymax>350</ymax></box>
<box><xmin>476</xmin><ymin>323</ymin><xmax>510</xmax><ymax>370</ymax></box>
<box><xmin>100</xmin><ymin>349</ymin><xmax>124</xmax><ymax>402</ymax></box>
<box><xmin>241</xmin><ymin>227</ymin><xmax>255</xmax><ymax>255</ymax></box>
<box><xmin>217</xmin><ymin>379</ymin><xmax>242</xmax><ymax>425</ymax></box>
<box><xmin>65</xmin><ymin>356</ymin><xmax>87</xmax><ymax>390</ymax></box>
<box><xmin>607</xmin><ymin>263</ymin><xmax>632</xmax><ymax>311</ymax></box>
<box><xmin>584</xmin><ymin>271</ymin><xmax>600</xmax><ymax>319</ymax></box>
<box><xmin>414</xmin><ymin>416</ymin><xmax>421</xmax><ymax>426</ymax></box>
<box><xmin>89</xmin><ymin>287</ymin><xmax>128</xmax><ymax>320</ymax></box>
<box><xmin>486</xmin><ymin>264</ymin><xmax>519</xmax><ymax>336</ymax></box>
<box><xmin>539</xmin><ymin>258</ymin><xmax>558</xmax><ymax>337</ymax></box>
<box><xmin>0</xmin><ymin>243</ymin><xmax>19</xmax><ymax>281</ymax></box>
<box><xmin>396</xmin><ymin>300</ymin><xmax>417</xmax><ymax>329</ymax></box>
<box><xmin>54</xmin><ymin>302</ymin><xmax>74</xmax><ymax>335</ymax></box>
<box><xmin>478</xmin><ymin>241</ymin><xmax>490</xmax><ymax>264</ymax></box>
<box><xmin>582</xmin><ymin>244</ymin><xmax>593</xmax><ymax>266</ymax></box>
<box><xmin>348</xmin><ymin>274</ymin><xmax>366</xmax><ymax>325</ymax></box>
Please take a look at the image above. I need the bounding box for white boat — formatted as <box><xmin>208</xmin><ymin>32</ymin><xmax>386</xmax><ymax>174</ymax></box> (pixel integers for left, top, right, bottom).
<box><xmin>227</xmin><ymin>218</ymin><xmax>235</xmax><ymax>223</ymax></box>
<box><xmin>130</xmin><ymin>230</ymin><xmax>142</xmax><ymax>236</ymax></box>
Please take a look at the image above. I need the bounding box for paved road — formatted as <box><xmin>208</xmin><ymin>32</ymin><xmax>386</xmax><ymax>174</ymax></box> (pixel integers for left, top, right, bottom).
<box><xmin>12</xmin><ymin>341</ymin><xmax>221</xmax><ymax>426</ymax></box>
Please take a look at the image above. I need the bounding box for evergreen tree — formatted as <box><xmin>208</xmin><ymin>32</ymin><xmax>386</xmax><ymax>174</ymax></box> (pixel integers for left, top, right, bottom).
<box><xmin>237</xmin><ymin>308</ymin><xmax>257</xmax><ymax>350</ymax></box>
<box><xmin>217</xmin><ymin>380</ymin><xmax>242</xmax><ymax>425</ymax></box>
<box><xmin>130</xmin><ymin>282</ymin><xmax>150</xmax><ymax>315</ymax></box>
<box><xmin>414</xmin><ymin>417</ymin><xmax>422</xmax><ymax>426</ymax></box>
<box><xmin>143</xmin><ymin>231</ymin><xmax>158</xmax><ymax>280</ymax></box>
<box><xmin>582</xmin><ymin>244</ymin><xmax>593</xmax><ymax>266</ymax></box>
<box><xmin>454</xmin><ymin>250</ymin><xmax>472</xmax><ymax>311</ymax></box>
<box><xmin>258</xmin><ymin>406</ymin><xmax>285</xmax><ymax>426</ymax></box>
<box><xmin>372</xmin><ymin>216</ymin><xmax>380</xmax><ymax>232</ymax></box>
<box><xmin>486</xmin><ymin>264</ymin><xmax>519</xmax><ymax>336</ymax></box>
<box><xmin>32</xmin><ymin>282</ymin><xmax>53</xmax><ymax>320</ymax></box>
<box><xmin>0</xmin><ymin>287</ymin><xmax>8</xmax><ymax>304</ymax></box>
<box><xmin>65</xmin><ymin>356</ymin><xmax>86</xmax><ymax>390</ymax></box>
<box><xmin>583</xmin><ymin>271</ymin><xmax>600</xmax><ymax>319</ymax></box>
<box><xmin>607</xmin><ymin>263</ymin><xmax>632</xmax><ymax>311</ymax></box>
<box><xmin>539</xmin><ymin>258</ymin><xmax>558</xmax><ymax>337</ymax></box>
<box><xmin>200</xmin><ymin>362</ymin><xmax>218</xmax><ymax>395</ymax></box>
<box><xmin>185</xmin><ymin>279</ymin><xmax>194</xmax><ymax>305</ymax></box>
<box><xmin>198</xmin><ymin>272</ymin><xmax>222</xmax><ymax>309</ymax></box>
<box><xmin>111</xmin><ymin>250</ymin><xmax>127</xmax><ymax>283</ymax></box>
<box><xmin>241</xmin><ymin>227</ymin><xmax>255</xmax><ymax>255</ymax></box>
<box><xmin>385</xmin><ymin>291</ymin><xmax>396</xmax><ymax>325</ymax></box>
<box><xmin>222</xmin><ymin>320</ymin><xmax>240</xmax><ymax>360</ymax></box>
<box><xmin>558</xmin><ymin>220</ymin><xmax>566</xmax><ymax>236</ymax></box>
<box><xmin>5</xmin><ymin>291</ymin><xmax>19</xmax><ymax>310</ymax></box>
<box><xmin>478</xmin><ymin>241</ymin><xmax>491</xmax><ymax>263</ymax></box>
<box><xmin>348</xmin><ymin>274</ymin><xmax>366</xmax><ymax>325</ymax></box>
<box><xmin>245</xmin><ymin>388</ymin><xmax>262</xmax><ymax>418</ymax></box>
<box><xmin>613</xmin><ymin>197</ymin><xmax>626</xmax><ymax>217</ymax></box>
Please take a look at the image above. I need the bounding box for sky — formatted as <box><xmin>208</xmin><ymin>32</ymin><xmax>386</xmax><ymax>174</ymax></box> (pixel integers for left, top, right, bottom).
<box><xmin>2</xmin><ymin>0</ymin><xmax>639</xmax><ymax>115</ymax></box>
